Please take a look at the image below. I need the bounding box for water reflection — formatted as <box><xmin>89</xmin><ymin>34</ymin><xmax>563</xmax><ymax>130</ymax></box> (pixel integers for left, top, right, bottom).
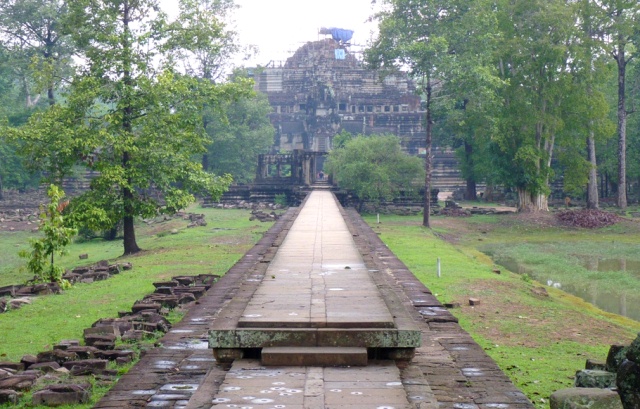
<box><xmin>494</xmin><ymin>257</ymin><xmax>640</xmax><ymax>322</ymax></box>
<box><xmin>582</xmin><ymin>258</ymin><xmax>640</xmax><ymax>275</ymax></box>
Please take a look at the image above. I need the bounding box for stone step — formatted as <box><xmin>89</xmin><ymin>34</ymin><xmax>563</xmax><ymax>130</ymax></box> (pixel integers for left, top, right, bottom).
<box><xmin>261</xmin><ymin>346</ymin><xmax>367</xmax><ymax>367</ymax></box>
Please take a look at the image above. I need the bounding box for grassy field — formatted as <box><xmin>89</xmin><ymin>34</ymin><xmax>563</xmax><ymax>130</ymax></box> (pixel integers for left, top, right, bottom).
<box><xmin>0</xmin><ymin>207</ymin><xmax>271</xmax><ymax>361</ymax></box>
<box><xmin>364</xmin><ymin>210</ymin><xmax>640</xmax><ymax>408</ymax></box>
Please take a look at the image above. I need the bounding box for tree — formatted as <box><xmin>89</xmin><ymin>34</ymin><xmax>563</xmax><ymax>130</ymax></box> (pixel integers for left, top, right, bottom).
<box><xmin>325</xmin><ymin>134</ymin><xmax>424</xmax><ymax>210</ymax></box>
<box><xmin>596</xmin><ymin>0</ymin><xmax>640</xmax><ymax>208</ymax></box>
<box><xmin>167</xmin><ymin>0</ymin><xmax>250</xmax><ymax>82</ymax></box>
<box><xmin>366</xmin><ymin>0</ymin><xmax>453</xmax><ymax>227</ymax></box>
<box><xmin>9</xmin><ymin>0</ymin><xmax>252</xmax><ymax>255</ymax></box>
<box><xmin>0</xmin><ymin>0</ymin><xmax>74</xmax><ymax>107</ymax></box>
<box><xmin>19</xmin><ymin>184</ymin><xmax>76</xmax><ymax>285</ymax></box>
<box><xmin>203</xmin><ymin>90</ymin><xmax>275</xmax><ymax>183</ymax></box>
<box><xmin>493</xmin><ymin>0</ymin><xmax>579</xmax><ymax>211</ymax></box>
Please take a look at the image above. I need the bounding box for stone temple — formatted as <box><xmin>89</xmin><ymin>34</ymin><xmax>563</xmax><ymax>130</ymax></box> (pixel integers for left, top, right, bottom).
<box><xmin>251</xmin><ymin>37</ymin><xmax>425</xmax><ymax>154</ymax></box>
<box><xmin>249</xmin><ymin>32</ymin><xmax>464</xmax><ymax>193</ymax></box>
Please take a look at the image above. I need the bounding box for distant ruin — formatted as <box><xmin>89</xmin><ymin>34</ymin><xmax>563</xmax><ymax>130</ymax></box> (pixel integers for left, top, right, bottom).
<box><xmin>246</xmin><ymin>34</ymin><xmax>466</xmax><ymax>196</ymax></box>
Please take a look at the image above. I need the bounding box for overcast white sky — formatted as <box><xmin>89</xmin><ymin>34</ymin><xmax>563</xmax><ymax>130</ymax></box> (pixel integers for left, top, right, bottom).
<box><xmin>161</xmin><ymin>0</ymin><xmax>380</xmax><ymax>66</ymax></box>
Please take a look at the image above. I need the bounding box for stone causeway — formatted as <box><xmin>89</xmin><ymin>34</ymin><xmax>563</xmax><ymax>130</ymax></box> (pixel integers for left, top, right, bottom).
<box><xmin>95</xmin><ymin>190</ymin><xmax>534</xmax><ymax>409</ymax></box>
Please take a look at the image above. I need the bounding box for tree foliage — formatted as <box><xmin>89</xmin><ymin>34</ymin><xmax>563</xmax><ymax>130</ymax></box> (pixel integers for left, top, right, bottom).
<box><xmin>325</xmin><ymin>134</ymin><xmax>424</xmax><ymax>208</ymax></box>
<box><xmin>203</xmin><ymin>89</ymin><xmax>274</xmax><ymax>183</ymax></box>
<box><xmin>6</xmin><ymin>0</ymin><xmax>252</xmax><ymax>255</ymax></box>
<box><xmin>19</xmin><ymin>184</ymin><xmax>76</xmax><ymax>285</ymax></box>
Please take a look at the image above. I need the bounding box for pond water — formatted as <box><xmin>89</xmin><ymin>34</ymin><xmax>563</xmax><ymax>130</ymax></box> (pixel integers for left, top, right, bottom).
<box><xmin>494</xmin><ymin>257</ymin><xmax>640</xmax><ymax>322</ymax></box>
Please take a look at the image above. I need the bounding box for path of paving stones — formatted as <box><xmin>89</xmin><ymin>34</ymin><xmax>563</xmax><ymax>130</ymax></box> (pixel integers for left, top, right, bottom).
<box><xmin>95</xmin><ymin>191</ymin><xmax>534</xmax><ymax>409</ymax></box>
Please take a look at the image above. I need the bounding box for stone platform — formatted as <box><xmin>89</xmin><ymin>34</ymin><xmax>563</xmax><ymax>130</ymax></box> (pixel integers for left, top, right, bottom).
<box><xmin>95</xmin><ymin>190</ymin><xmax>535</xmax><ymax>409</ymax></box>
<box><xmin>209</xmin><ymin>191</ymin><xmax>420</xmax><ymax>364</ymax></box>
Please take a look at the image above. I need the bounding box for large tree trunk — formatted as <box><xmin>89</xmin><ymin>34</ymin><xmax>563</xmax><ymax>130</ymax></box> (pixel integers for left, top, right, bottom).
<box><xmin>121</xmin><ymin>1</ymin><xmax>140</xmax><ymax>255</ymax></box>
<box><xmin>464</xmin><ymin>141</ymin><xmax>477</xmax><ymax>200</ymax></box>
<box><xmin>422</xmin><ymin>82</ymin><xmax>432</xmax><ymax>228</ymax></box>
<box><xmin>122</xmin><ymin>152</ymin><xmax>140</xmax><ymax>255</ymax></box>
<box><xmin>517</xmin><ymin>187</ymin><xmax>548</xmax><ymax>212</ymax></box>
<box><xmin>615</xmin><ymin>42</ymin><xmax>627</xmax><ymax>209</ymax></box>
<box><xmin>586</xmin><ymin>131</ymin><xmax>599</xmax><ymax>209</ymax></box>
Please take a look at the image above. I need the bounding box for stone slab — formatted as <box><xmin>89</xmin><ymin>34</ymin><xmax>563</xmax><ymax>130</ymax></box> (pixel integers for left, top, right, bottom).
<box><xmin>261</xmin><ymin>347</ymin><xmax>367</xmax><ymax>367</ymax></box>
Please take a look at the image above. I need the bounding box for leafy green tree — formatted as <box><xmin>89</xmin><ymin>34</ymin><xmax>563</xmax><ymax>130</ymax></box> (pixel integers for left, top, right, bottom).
<box><xmin>596</xmin><ymin>0</ymin><xmax>640</xmax><ymax>208</ymax></box>
<box><xmin>492</xmin><ymin>0</ymin><xmax>580</xmax><ymax>211</ymax></box>
<box><xmin>8</xmin><ymin>0</ymin><xmax>252</xmax><ymax>255</ymax></box>
<box><xmin>19</xmin><ymin>184</ymin><xmax>76</xmax><ymax>285</ymax></box>
<box><xmin>203</xmin><ymin>91</ymin><xmax>275</xmax><ymax>183</ymax></box>
<box><xmin>325</xmin><ymin>134</ymin><xmax>424</xmax><ymax>210</ymax></box>
<box><xmin>366</xmin><ymin>0</ymin><xmax>454</xmax><ymax>227</ymax></box>
<box><xmin>0</xmin><ymin>0</ymin><xmax>74</xmax><ymax>107</ymax></box>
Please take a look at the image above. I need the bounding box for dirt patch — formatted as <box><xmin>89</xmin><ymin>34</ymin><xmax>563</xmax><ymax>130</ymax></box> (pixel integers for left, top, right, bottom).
<box><xmin>452</xmin><ymin>280</ymin><xmax>636</xmax><ymax>348</ymax></box>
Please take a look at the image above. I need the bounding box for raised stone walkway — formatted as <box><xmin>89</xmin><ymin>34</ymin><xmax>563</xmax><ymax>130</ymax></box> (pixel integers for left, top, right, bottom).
<box><xmin>96</xmin><ymin>191</ymin><xmax>534</xmax><ymax>409</ymax></box>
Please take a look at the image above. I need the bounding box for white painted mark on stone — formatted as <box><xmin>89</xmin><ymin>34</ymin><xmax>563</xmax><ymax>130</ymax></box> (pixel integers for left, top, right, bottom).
<box><xmin>212</xmin><ymin>397</ymin><xmax>230</xmax><ymax>403</ymax></box>
<box><xmin>224</xmin><ymin>386</ymin><xmax>242</xmax><ymax>391</ymax></box>
<box><xmin>251</xmin><ymin>398</ymin><xmax>274</xmax><ymax>404</ymax></box>
<box><xmin>386</xmin><ymin>382</ymin><xmax>402</xmax><ymax>386</ymax></box>
<box><xmin>329</xmin><ymin>389</ymin><xmax>342</xmax><ymax>392</ymax></box>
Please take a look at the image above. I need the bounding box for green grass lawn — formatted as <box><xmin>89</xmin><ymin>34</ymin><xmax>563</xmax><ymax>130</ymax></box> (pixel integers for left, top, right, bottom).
<box><xmin>364</xmin><ymin>211</ymin><xmax>640</xmax><ymax>409</ymax></box>
<box><xmin>0</xmin><ymin>206</ymin><xmax>271</xmax><ymax>361</ymax></box>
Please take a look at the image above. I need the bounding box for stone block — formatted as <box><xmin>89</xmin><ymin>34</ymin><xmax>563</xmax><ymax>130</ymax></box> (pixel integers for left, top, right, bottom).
<box><xmin>94</xmin><ymin>350</ymin><xmax>135</xmax><ymax>361</ymax></box>
<box><xmin>261</xmin><ymin>346</ymin><xmax>367</xmax><ymax>367</ymax></box>
<box><xmin>20</xmin><ymin>355</ymin><xmax>37</xmax><ymax>369</ymax></box>
<box><xmin>0</xmin><ymin>362</ymin><xmax>24</xmax><ymax>372</ymax></box>
<box><xmin>62</xmin><ymin>359</ymin><xmax>108</xmax><ymax>371</ymax></box>
<box><xmin>83</xmin><ymin>334</ymin><xmax>116</xmax><ymax>347</ymax></box>
<box><xmin>575</xmin><ymin>369</ymin><xmax>616</xmax><ymax>388</ymax></box>
<box><xmin>65</xmin><ymin>346</ymin><xmax>99</xmax><ymax>360</ymax></box>
<box><xmin>586</xmin><ymin>359</ymin><xmax>607</xmax><ymax>370</ymax></box>
<box><xmin>36</xmin><ymin>350</ymin><xmax>78</xmax><ymax>365</ymax></box>
<box><xmin>122</xmin><ymin>330</ymin><xmax>155</xmax><ymax>342</ymax></box>
<box><xmin>550</xmin><ymin>388</ymin><xmax>622</xmax><ymax>409</ymax></box>
<box><xmin>0</xmin><ymin>375</ymin><xmax>37</xmax><ymax>391</ymax></box>
<box><xmin>29</xmin><ymin>362</ymin><xmax>61</xmax><ymax>373</ymax></box>
<box><xmin>132</xmin><ymin>302</ymin><xmax>161</xmax><ymax>313</ymax></box>
<box><xmin>213</xmin><ymin>348</ymin><xmax>244</xmax><ymax>363</ymax></box>
<box><xmin>32</xmin><ymin>384</ymin><xmax>90</xmax><ymax>406</ymax></box>
<box><xmin>617</xmin><ymin>359</ymin><xmax>640</xmax><ymax>409</ymax></box>
<box><xmin>606</xmin><ymin>345</ymin><xmax>628</xmax><ymax>372</ymax></box>
<box><xmin>0</xmin><ymin>389</ymin><xmax>19</xmax><ymax>404</ymax></box>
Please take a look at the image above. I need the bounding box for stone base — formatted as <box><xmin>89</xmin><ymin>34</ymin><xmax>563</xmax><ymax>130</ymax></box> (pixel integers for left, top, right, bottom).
<box><xmin>261</xmin><ymin>347</ymin><xmax>367</xmax><ymax>367</ymax></box>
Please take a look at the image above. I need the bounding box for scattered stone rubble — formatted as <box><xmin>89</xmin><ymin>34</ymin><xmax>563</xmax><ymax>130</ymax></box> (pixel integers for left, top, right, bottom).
<box><xmin>0</xmin><ymin>261</ymin><xmax>133</xmax><ymax>314</ymax></box>
<box><xmin>249</xmin><ymin>209</ymin><xmax>281</xmax><ymax>222</ymax></box>
<box><xmin>550</xmin><ymin>333</ymin><xmax>640</xmax><ymax>409</ymax></box>
<box><xmin>0</xmin><ymin>273</ymin><xmax>219</xmax><ymax>406</ymax></box>
<box><xmin>207</xmin><ymin>200</ymin><xmax>286</xmax><ymax>211</ymax></box>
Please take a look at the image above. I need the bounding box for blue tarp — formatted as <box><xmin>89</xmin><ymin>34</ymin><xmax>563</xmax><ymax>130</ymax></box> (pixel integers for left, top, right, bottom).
<box><xmin>330</xmin><ymin>28</ymin><xmax>354</xmax><ymax>43</ymax></box>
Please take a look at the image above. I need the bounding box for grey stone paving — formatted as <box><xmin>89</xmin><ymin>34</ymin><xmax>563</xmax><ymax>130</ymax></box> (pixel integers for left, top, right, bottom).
<box><xmin>95</xmin><ymin>191</ymin><xmax>535</xmax><ymax>409</ymax></box>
